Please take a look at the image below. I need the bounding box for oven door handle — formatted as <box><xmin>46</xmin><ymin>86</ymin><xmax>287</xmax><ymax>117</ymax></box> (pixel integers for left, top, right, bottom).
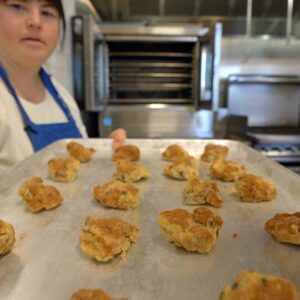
<box><xmin>227</xmin><ymin>74</ymin><xmax>300</xmax><ymax>85</ymax></box>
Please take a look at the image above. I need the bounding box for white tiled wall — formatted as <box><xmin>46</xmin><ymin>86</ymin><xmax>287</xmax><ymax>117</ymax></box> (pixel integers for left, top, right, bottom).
<box><xmin>47</xmin><ymin>0</ymin><xmax>75</xmax><ymax>95</ymax></box>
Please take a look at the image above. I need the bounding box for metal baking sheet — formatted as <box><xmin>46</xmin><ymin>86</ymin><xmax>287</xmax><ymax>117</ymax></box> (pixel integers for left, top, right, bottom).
<box><xmin>0</xmin><ymin>139</ymin><xmax>299</xmax><ymax>300</ymax></box>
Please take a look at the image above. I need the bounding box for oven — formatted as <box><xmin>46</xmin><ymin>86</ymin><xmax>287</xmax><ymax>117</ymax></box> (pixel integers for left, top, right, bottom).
<box><xmin>71</xmin><ymin>17</ymin><xmax>222</xmax><ymax>138</ymax></box>
<box><xmin>225</xmin><ymin>74</ymin><xmax>300</xmax><ymax>174</ymax></box>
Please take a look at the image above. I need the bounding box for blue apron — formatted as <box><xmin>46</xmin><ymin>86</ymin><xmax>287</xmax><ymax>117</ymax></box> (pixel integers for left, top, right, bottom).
<box><xmin>0</xmin><ymin>65</ymin><xmax>82</xmax><ymax>152</ymax></box>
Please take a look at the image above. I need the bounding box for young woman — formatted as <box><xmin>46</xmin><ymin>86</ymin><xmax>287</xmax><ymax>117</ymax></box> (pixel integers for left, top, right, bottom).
<box><xmin>0</xmin><ymin>0</ymin><xmax>126</xmax><ymax>172</ymax></box>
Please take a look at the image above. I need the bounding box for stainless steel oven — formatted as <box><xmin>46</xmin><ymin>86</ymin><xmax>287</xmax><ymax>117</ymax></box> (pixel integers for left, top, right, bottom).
<box><xmin>71</xmin><ymin>17</ymin><xmax>222</xmax><ymax>138</ymax></box>
<box><xmin>224</xmin><ymin>74</ymin><xmax>300</xmax><ymax>173</ymax></box>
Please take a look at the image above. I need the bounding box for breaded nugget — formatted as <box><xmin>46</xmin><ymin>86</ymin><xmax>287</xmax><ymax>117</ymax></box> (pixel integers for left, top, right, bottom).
<box><xmin>218</xmin><ymin>271</ymin><xmax>300</xmax><ymax>300</ymax></box>
<box><xmin>115</xmin><ymin>160</ymin><xmax>150</xmax><ymax>182</ymax></box>
<box><xmin>158</xmin><ymin>207</ymin><xmax>223</xmax><ymax>253</ymax></box>
<box><xmin>265</xmin><ymin>212</ymin><xmax>300</xmax><ymax>245</ymax></box>
<box><xmin>210</xmin><ymin>159</ymin><xmax>246</xmax><ymax>182</ymax></box>
<box><xmin>162</xmin><ymin>144</ymin><xmax>189</xmax><ymax>162</ymax></box>
<box><xmin>0</xmin><ymin>220</ymin><xmax>15</xmax><ymax>256</ymax></box>
<box><xmin>71</xmin><ymin>289</ymin><xmax>121</xmax><ymax>300</ymax></box>
<box><xmin>66</xmin><ymin>141</ymin><xmax>96</xmax><ymax>162</ymax></box>
<box><xmin>183</xmin><ymin>176</ymin><xmax>223</xmax><ymax>208</ymax></box>
<box><xmin>112</xmin><ymin>144</ymin><xmax>140</xmax><ymax>161</ymax></box>
<box><xmin>48</xmin><ymin>157</ymin><xmax>80</xmax><ymax>183</ymax></box>
<box><xmin>18</xmin><ymin>176</ymin><xmax>63</xmax><ymax>212</ymax></box>
<box><xmin>79</xmin><ymin>216</ymin><xmax>139</xmax><ymax>262</ymax></box>
<box><xmin>163</xmin><ymin>156</ymin><xmax>199</xmax><ymax>180</ymax></box>
<box><xmin>200</xmin><ymin>143</ymin><xmax>229</xmax><ymax>163</ymax></box>
<box><xmin>93</xmin><ymin>180</ymin><xmax>139</xmax><ymax>210</ymax></box>
<box><xmin>235</xmin><ymin>174</ymin><xmax>277</xmax><ymax>202</ymax></box>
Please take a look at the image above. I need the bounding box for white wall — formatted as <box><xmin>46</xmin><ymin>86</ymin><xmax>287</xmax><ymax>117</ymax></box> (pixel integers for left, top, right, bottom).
<box><xmin>47</xmin><ymin>0</ymin><xmax>76</xmax><ymax>94</ymax></box>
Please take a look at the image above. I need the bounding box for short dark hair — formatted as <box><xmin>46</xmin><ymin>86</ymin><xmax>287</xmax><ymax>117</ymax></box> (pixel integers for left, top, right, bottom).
<box><xmin>52</xmin><ymin>0</ymin><xmax>66</xmax><ymax>40</ymax></box>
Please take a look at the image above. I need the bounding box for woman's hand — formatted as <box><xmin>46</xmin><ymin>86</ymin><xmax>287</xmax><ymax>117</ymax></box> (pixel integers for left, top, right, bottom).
<box><xmin>108</xmin><ymin>128</ymin><xmax>127</xmax><ymax>148</ymax></box>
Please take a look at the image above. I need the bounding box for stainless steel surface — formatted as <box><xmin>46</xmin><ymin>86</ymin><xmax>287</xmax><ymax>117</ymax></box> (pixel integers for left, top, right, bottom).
<box><xmin>99</xmin><ymin>106</ymin><xmax>214</xmax><ymax>138</ymax></box>
<box><xmin>1</xmin><ymin>139</ymin><xmax>300</xmax><ymax>300</ymax></box>
<box><xmin>287</xmin><ymin>0</ymin><xmax>294</xmax><ymax>44</ymax></box>
<box><xmin>227</xmin><ymin>74</ymin><xmax>300</xmax><ymax>84</ymax></box>
<box><xmin>99</xmin><ymin>24</ymin><xmax>210</xmax><ymax>37</ymax></box>
<box><xmin>246</xmin><ymin>0</ymin><xmax>253</xmax><ymax>37</ymax></box>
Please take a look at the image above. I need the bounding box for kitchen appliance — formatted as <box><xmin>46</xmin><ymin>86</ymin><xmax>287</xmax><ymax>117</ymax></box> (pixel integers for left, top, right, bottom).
<box><xmin>71</xmin><ymin>17</ymin><xmax>222</xmax><ymax>138</ymax></box>
<box><xmin>225</xmin><ymin>74</ymin><xmax>300</xmax><ymax>173</ymax></box>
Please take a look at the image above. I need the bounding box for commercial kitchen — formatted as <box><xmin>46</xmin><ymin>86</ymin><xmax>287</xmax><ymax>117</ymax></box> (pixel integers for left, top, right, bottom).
<box><xmin>0</xmin><ymin>1</ymin><xmax>299</xmax><ymax>300</ymax></box>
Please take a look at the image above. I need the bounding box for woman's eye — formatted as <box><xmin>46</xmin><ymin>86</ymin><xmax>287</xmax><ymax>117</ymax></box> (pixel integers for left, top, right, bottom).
<box><xmin>41</xmin><ymin>9</ymin><xmax>59</xmax><ymax>18</ymax></box>
<box><xmin>8</xmin><ymin>3</ymin><xmax>26</xmax><ymax>11</ymax></box>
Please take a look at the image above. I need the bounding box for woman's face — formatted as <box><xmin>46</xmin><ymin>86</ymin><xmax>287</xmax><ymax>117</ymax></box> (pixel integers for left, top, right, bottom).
<box><xmin>0</xmin><ymin>0</ymin><xmax>60</xmax><ymax>69</ymax></box>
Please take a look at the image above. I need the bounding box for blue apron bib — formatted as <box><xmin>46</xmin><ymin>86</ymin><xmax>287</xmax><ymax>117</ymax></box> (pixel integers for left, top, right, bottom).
<box><xmin>0</xmin><ymin>65</ymin><xmax>82</xmax><ymax>152</ymax></box>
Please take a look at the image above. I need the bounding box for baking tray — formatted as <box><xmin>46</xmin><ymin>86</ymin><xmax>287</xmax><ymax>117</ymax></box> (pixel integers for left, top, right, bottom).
<box><xmin>0</xmin><ymin>139</ymin><xmax>299</xmax><ymax>300</ymax></box>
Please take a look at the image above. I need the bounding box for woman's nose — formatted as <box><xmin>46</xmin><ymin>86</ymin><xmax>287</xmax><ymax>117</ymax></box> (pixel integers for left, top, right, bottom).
<box><xmin>26</xmin><ymin>8</ymin><xmax>42</xmax><ymax>29</ymax></box>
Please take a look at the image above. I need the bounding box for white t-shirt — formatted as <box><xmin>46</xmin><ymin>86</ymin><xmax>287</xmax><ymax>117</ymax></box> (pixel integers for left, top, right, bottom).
<box><xmin>0</xmin><ymin>77</ymin><xmax>87</xmax><ymax>172</ymax></box>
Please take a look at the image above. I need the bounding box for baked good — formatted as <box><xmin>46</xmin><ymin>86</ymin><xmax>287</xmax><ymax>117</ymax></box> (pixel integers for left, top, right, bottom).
<box><xmin>158</xmin><ymin>207</ymin><xmax>223</xmax><ymax>253</ymax></box>
<box><xmin>218</xmin><ymin>270</ymin><xmax>300</xmax><ymax>300</ymax></box>
<box><xmin>0</xmin><ymin>220</ymin><xmax>15</xmax><ymax>256</ymax></box>
<box><xmin>115</xmin><ymin>160</ymin><xmax>150</xmax><ymax>182</ymax></box>
<box><xmin>48</xmin><ymin>157</ymin><xmax>80</xmax><ymax>183</ymax></box>
<box><xmin>162</xmin><ymin>144</ymin><xmax>189</xmax><ymax>162</ymax></box>
<box><xmin>183</xmin><ymin>176</ymin><xmax>223</xmax><ymax>208</ymax></box>
<box><xmin>112</xmin><ymin>144</ymin><xmax>140</xmax><ymax>161</ymax></box>
<box><xmin>93</xmin><ymin>180</ymin><xmax>140</xmax><ymax>210</ymax></box>
<box><xmin>210</xmin><ymin>160</ymin><xmax>246</xmax><ymax>182</ymax></box>
<box><xmin>264</xmin><ymin>212</ymin><xmax>300</xmax><ymax>245</ymax></box>
<box><xmin>200</xmin><ymin>143</ymin><xmax>229</xmax><ymax>163</ymax></box>
<box><xmin>18</xmin><ymin>176</ymin><xmax>63</xmax><ymax>212</ymax></box>
<box><xmin>235</xmin><ymin>174</ymin><xmax>277</xmax><ymax>202</ymax></box>
<box><xmin>79</xmin><ymin>216</ymin><xmax>139</xmax><ymax>262</ymax></box>
<box><xmin>163</xmin><ymin>156</ymin><xmax>199</xmax><ymax>180</ymax></box>
<box><xmin>71</xmin><ymin>289</ymin><xmax>118</xmax><ymax>300</ymax></box>
<box><xmin>66</xmin><ymin>141</ymin><xmax>96</xmax><ymax>162</ymax></box>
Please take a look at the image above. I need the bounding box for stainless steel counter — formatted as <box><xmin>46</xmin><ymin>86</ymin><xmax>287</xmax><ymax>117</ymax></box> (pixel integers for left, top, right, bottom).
<box><xmin>0</xmin><ymin>139</ymin><xmax>299</xmax><ymax>300</ymax></box>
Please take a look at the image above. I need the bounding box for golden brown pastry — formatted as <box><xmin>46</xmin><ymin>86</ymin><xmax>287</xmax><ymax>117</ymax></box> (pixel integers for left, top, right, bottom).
<box><xmin>0</xmin><ymin>219</ymin><xmax>16</xmax><ymax>256</ymax></box>
<box><xmin>115</xmin><ymin>160</ymin><xmax>150</xmax><ymax>182</ymax></box>
<box><xmin>163</xmin><ymin>156</ymin><xmax>199</xmax><ymax>180</ymax></box>
<box><xmin>112</xmin><ymin>144</ymin><xmax>140</xmax><ymax>161</ymax></box>
<box><xmin>93</xmin><ymin>180</ymin><xmax>140</xmax><ymax>210</ymax></box>
<box><xmin>162</xmin><ymin>144</ymin><xmax>189</xmax><ymax>162</ymax></box>
<box><xmin>235</xmin><ymin>174</ymin><xmax>277</xmax><ymax>202</ymax></box>
<box><xmin>210</xmin><ymin>159</ymin><xmax>246</xmax><ymax>182</ymax></box>
<box><xmin>158</xmin><ymin>207</ymin><xmax>223</xmax><ymax>253</ymax></box>
<box><xmin>71</xmin><ymin>289</ymin><xmax>120</xmax><ymax>300</ymax></box>
<box><xmin>200</xmin><ymin>143</ymin><xmax>229</xmax><ymax>163</ymax></box>
<box><xmin>48</xmin><ymin>157</ymin><xmax>80</xmax><ymax>183</ymax></box>
<box><xmin>183</xmin><ymin>176</ymin><xmax>223</xmax><ymax>208</ymax></box>
<box><xmin>79</xmin><ymin>216</ymin><xmax>139</xmax><ymax>262</ymax></box>
<box><xmin>265</xmin><ymin>212</ymin><xmax>300</xmax><ymax>245</ymax></box>
<box><xmin>218</xmin><ymin>270</ymin><xmax>300</xmax><ymax>300</ymax></box>
<box><xmin>66</xmin><ymin>141</ymin><xmax>96</xmax><ymax>162</ymax></box>
<box><xmin>18</xmin><ymin>176</ymin><xmax>63</xmax><ymax>212</ymax></box>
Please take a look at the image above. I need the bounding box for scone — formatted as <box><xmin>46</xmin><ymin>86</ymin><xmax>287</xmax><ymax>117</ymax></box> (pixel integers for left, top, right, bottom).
<box><xmin>235</xmin><ymin>174</ymin><xmax>277</xmax><ymax>202</ymax></box>
<box><xmin>158</xmin><ymin>207</ymin><xmax>223</xmax><ymax>253</ymax></box>
<box><xmin>79</xmin><ymin>216</ymin><xmax>139</xmax><ymax>262</ymax></box>
<box><xmin>265</xmin><ymin>212</ymin><xmax>300</xmax><ymax>245</ymax></box>
<box><xmin>71</xmin><ymin>289</ymin><xmax>119</xmax><ymax>300</ymax></box>
<box><xmin>183</xmin><ymin>176</ymin><xmax>223</xmax><ymax>208</ymax></box>
<box><xmin>93</xmin><ymin>180</ymin><xmax>140</xmax><ymax>210</ymax></box>
<box><xmin>162</xmin><ymin>144</ymin><xmax>189</xmax><ymax>162</ymax></box>
<box><xmin>66</xmin><ymin>141</ymin><xmax>96</xmax><ymax>162</ymax></box>
<box><xmin>0</xmin><ymin>220</ymin><xmax>16</xmax><ymax>256</ymax></box>
<box><xmin>48</xmin><ymin>157</ymin><xmax>80</xmax><ymax>183</ymax></box>
<box><xmin>112</xmin><ymin>144</ymin><xmax>140</xmax><ymax>161</ymax></box>
<box><xmin>218</xmin><ymin>270</ymin><xmax>300</xmax><ymax>300</ymax></box>
<box><xmin>200</xmin><ymin>143</ymin><xmax>229</xmax><ymax>163</ymax></box>
<box><xmin>163</xmin><ymin>156</ymin><xmax>199</xmax><ymax>180</ymax></box>
<box><xmin>18</xmin><ymin>176</ymin><xmax>63</xmax><ymax>212</ymax></box>
<box><xmin>115</xmin><ymin>160</ymin><xmax>150</xmax><ymax>182</ymax></box>
<box><xmin>210</xmin><ymin>159</ymin><xmax>246</xmax><ymax>182</ymax></box>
